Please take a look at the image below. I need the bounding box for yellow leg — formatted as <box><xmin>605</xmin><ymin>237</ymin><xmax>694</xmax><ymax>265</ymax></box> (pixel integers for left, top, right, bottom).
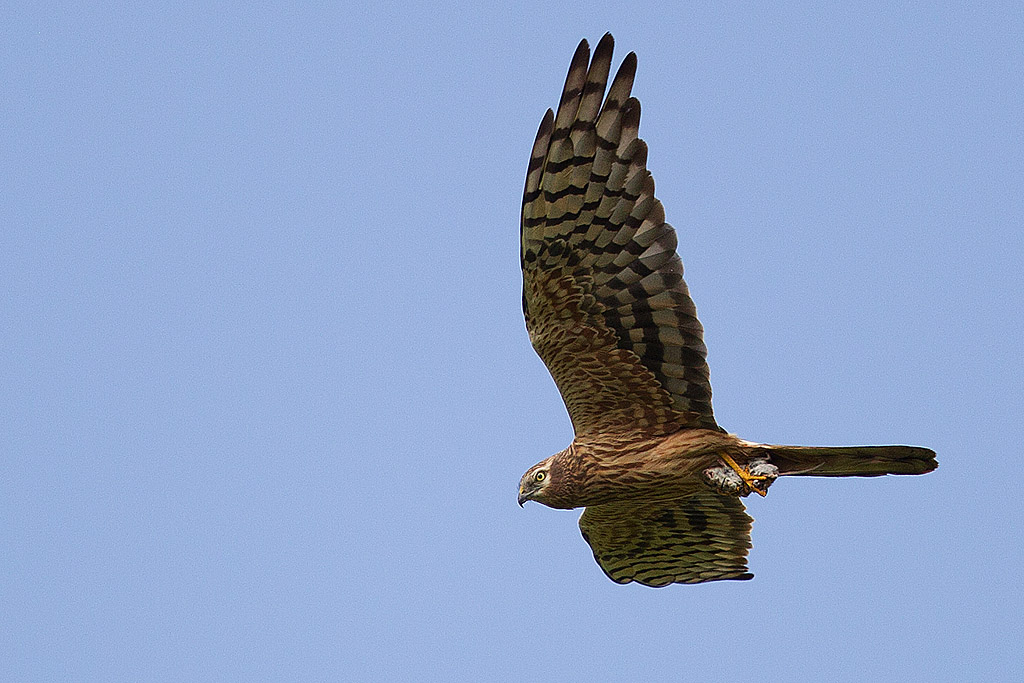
<box><xmin>720</xmin><ymin>453</ymin><xmax>770</xmax><ymax>497</ymax></box>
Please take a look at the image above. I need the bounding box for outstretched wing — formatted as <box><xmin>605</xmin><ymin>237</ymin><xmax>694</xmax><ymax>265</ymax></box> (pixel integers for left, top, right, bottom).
<box><xmin>522</xmin><ymin>34</ymin><xmax>718</xmax><ymax>438</ymax></box>
<box><xmin>578</xmin><ymin>492</ymin><xmax>753</xmax><ymax>586</ymax></box>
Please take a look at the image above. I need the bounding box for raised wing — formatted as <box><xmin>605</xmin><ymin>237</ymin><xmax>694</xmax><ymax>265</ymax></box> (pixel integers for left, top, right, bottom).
<box><xmin>579</xmin><ymin>492</ymin><xmax>753</xmax><ymax>586</ymax></box>
<box><xmin>521</xmin><ymin>34</ymin><xmax>719</xmax><ymax>437</ymax></box>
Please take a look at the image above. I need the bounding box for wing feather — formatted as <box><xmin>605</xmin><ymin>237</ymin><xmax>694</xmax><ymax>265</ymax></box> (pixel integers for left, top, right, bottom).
<box><xmin>522</xmin><ymin>34</ymin><xmax>718</xmax><ymax>436</ymax></box>
<box><xmin>579</xmin><ymin>492</ymin><xmax>754</xmax><ymax>586</ymax></box>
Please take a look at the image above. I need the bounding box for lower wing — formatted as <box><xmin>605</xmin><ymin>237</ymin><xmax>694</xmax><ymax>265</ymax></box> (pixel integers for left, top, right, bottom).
<box><xmin>579</xmin><ymin>491</ymin><xmax>753</xmax><ymax>586</ymax></box>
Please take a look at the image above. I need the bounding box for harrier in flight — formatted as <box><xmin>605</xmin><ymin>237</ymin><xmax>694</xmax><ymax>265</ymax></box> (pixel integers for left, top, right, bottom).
<box><xmin>517</xmin><ymin>34</ymin><xmax>936</xmax><ymax>586</ymax></box>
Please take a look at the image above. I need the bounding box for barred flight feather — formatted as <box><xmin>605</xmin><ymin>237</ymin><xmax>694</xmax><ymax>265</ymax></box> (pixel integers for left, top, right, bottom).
<box><xmin>579</xmin><ymin>492</ymin><xmax>754</xmax><ymax>586</ymax></box>
<box><xmin>521</xmin><ymin>33</ymin><xmax>718</xmax><ymax>436</ymax></box>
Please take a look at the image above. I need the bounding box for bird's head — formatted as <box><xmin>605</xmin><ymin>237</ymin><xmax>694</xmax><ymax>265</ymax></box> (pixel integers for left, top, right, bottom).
<box><xmin>518</xmin><ymin>457</ymin><xmax>556</xmax><ymax>507</ymax></box>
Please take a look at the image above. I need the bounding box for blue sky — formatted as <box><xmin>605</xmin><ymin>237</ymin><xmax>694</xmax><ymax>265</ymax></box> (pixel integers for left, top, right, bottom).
<box><xmin>3</xmin><ymin>2</ymin><xmax>1022</xmax><ymax>681</ymax></box>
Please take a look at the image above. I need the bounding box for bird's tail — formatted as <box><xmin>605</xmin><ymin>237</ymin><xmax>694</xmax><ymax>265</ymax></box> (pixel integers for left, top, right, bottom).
<box><xmin>759</xmin><ymin>444</ymin><xmax>937</xmax><ymax>478</ymax></box>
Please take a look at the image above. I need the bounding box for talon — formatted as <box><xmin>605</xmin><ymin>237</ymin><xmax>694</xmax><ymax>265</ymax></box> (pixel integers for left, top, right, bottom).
<box><xmin>719</xmin><ymin>453</ymin><xmax>774</xmax><ymax>497</ymax></box>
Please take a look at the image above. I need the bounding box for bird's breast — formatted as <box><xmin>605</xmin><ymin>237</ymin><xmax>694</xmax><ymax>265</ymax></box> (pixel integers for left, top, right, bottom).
<box><xmin>569</xmin><ymin>429</ymin><xmax>744</xmax><ymax>506</ymax></box>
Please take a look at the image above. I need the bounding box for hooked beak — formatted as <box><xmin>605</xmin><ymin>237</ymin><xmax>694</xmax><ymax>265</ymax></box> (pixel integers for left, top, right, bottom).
<box><xmin>518</xmin><ymin>486</ymin><xmax>529</xmax><ymax>507</ymax></box>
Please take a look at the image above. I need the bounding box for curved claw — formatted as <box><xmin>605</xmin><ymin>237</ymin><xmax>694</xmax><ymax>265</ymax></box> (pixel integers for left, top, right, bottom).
<box><xmin>719</xmin><ymin>453</ymin><xmax>776</xmax><ymax>497</ymax></box>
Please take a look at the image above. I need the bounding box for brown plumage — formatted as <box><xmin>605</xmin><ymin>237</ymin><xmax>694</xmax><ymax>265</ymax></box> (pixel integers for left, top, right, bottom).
<box><xmin>517</xmin><ymin>34</ymin><xmax>937</xmax><ymax>587</ymax></box>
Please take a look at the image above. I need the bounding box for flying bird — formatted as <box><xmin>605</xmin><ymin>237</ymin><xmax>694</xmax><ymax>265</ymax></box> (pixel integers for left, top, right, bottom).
<box><xmin>517</xmin><ymin>34</ymin><xmax>936</xmax><ymax>586</ymax></box>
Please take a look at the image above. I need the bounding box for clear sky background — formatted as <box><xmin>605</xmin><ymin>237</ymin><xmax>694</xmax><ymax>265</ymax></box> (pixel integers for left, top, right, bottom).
<box><xmin>3</xmin><ymin>2</ymin><xmax>1022</xmax><ymax>681</ymax></box>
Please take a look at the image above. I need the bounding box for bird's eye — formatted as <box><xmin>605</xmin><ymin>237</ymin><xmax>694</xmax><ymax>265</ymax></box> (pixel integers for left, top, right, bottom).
<box><xmin>534</xmin><ymin>471</ymin><xmax>546</xmax><ymax>482</ymax></box>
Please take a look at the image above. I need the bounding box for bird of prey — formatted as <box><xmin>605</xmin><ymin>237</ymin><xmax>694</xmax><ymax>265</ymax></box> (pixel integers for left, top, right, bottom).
<box><xmin>516</xmin><ymin>34</ymin><xmax>937</xmax><ymax>587</ymax></box>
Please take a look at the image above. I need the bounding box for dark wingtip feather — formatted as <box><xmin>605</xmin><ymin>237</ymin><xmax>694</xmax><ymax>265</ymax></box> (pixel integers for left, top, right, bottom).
<box><xmin>620</xmin><ymin>51</ymin><xmax>638</xmax><ymax>80</ymax></box>
<box><xmin>619</xmin><ymin>97</ymin><xmax>641</xmax><ymax>137</ymax></box>
<box><xmin>539</xmin><ymin>108</ymin><xmax>554</xmax><ymax>135</ymax></box>
<box><xmin>523</xmin><ymin>109</ymin><xmax>555</xmax><ymax>196</ymax></box>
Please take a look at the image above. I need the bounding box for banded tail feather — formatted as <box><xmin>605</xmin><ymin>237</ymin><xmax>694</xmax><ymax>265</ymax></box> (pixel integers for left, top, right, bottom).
<box><xmin>763</xmin><ymin>444</ymin><xmax>937</xmax><ymax>478</ymax></box>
